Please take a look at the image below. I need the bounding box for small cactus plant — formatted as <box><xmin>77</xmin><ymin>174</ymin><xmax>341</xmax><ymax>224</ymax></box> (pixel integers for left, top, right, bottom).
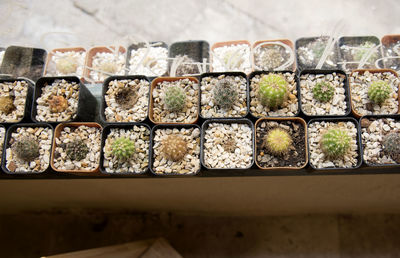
<box><xmin>368</xmin><ymin>80</ymin><xmax>391</xmax><ymax>104</ymax></box>
<box><xmin>111</xmin><ymin>137</ymin><xmax>135</xmax><ymax>160</ymax></box>
<box><xmin>65</xmin><ymin>139</ymin><xmax>89</xmax><ymax>161</ymax></box>
<box><xmin>222</xmin><ymin>136</ymin><xmax>236</xmax><ymax>153</ymax></box>
<box><xmin>382</xmin><ymin>133</ymin><xmax>400</xmax><ymax>158</ymax></box>
<box><xmin>162</xmin><ymin>134</ymin><xmax>188</xmax><ymax>161</ymax></box>
<box><xmin>48</xmin><ymin>95</ymin><xmax>68</xmax><ymax>113</ymax></box>
<box><xmin>213</xmin><ymin>78</ymin><xmax>238</xmax><ymax>108</ymax></box>
<box><xmin>320</xmin><ymin>128</ymin><xmax>351</xmax><ymax>158</ymax></box>
<box><xmin>115</xmin><ymin>86</ymin><xmax>139</xmax><ymax>110</ymax></box>
<box><xmin>263</xmin><ymin>128</ymin><xmax>292</xmax><ymax>155</ymax></box>
<box><xmin>55</xmin><ymin>56</ymin><xmax>78</xmax><ymax>74</ymax></box>
<box><xmin>164</xmin><ymin>86</ymin><xmax>186</xmax><ymax>112</ymax></box>
<box><xmin>258</xmin><ymin>74</ymin><xmax>288</xmax><ymax>108</ymax></box>
<box><xmin>13</xmin><ymin>137</ymin><xmax>40</xmax><ymax>162</ymax></box>
<box><xmin>99</xmin><ymin>61</ymin><xmax>118</xmax><ymax>74</ymax></box>
<box><xmin>0</xmin><ymin>96</ymin><xmax>16</xmax><ymax>114</ymax></box>
<box><xmin>312</xmin><ymin>81</ymin><xmax>335</xmax><ymax>103</ymax></box>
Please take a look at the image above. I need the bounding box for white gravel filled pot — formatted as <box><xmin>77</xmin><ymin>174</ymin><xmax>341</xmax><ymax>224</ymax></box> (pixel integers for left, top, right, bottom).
<box><xmin>349</xmin><ymin>69</ymin><xmax>400</xmax><ymax>117</ymax></box>
<box><xmin>249</xmin><ymin>71</ymin><xmax>299</xmax><ymax>118</ymax></box>
<box><xmin>149</xmin><ymin>77</ymin><xmax>199</xmax><ymax>124</ymax></box>
<box><xmin>381</xmin><ymin>35</ymin><xmax>400</xmax><ymax>73</ymax></box>
<box><xmin>101</xmin><ymin>75</ymin><xmax>150</xmax><ymax>123</ymax></box>
<box><xmin>299</xmin><ymin>70</ymin><xmax>351</xmax><ymax>117</ymax></box>
<box><xmin>100</xmin><ymin>123</ymin><xmax>150</xmax><ymax>175</ymax></box>
<box><xmin>2</xmin><ymin>123</ymin><xmax>53</xmax><ymax>174</ymax></box>
<box><xmin>44</xmin><ymin>47</ymin><xmax>86</xmax><ymax>79</ymax></box>
<box><xmin>252</xmin><ymin>39</ymin><xmax>296</xmax><ymax>72</ymax></box>
<box><xmin>211</xmin><ymin>40</ymin><xmax>252</xmax><ymax>74</ymax></box>
<box><xmin>307</xmin><ymin>118</ymin><xmax>362</xmax><ymax>170</ymax></box>
<box><xmin>126</xmin><ymin>41</ymin><xmax>168</xmax><ymax>77</ymax></box>
<box><xmin>199</xmin><ymin>72</ymin><xmax>248</xmax><ymax>119</ymax></box>
<box><xmin>33</xmin><ymin>76</ymin><xmax>97</xmax><ymax>123</ymax></box>
<box><xmin>51</xmin><ymin>122</ymin><xmax>102</xmax><ymax>173</ymax></box>
<box><xmin>201</xmin><ymin>119</ymin><xmax>254</xmax><ymax>170</ymax></box>
<box><xmin>150</xmin><ymin>124</ymin><xmax>201</xmax><ymax>176</ymax></box>
<box><xmin>360</xmin><ymin>115</ymin><xmax>400</xmax><ymax>167</ymax></box>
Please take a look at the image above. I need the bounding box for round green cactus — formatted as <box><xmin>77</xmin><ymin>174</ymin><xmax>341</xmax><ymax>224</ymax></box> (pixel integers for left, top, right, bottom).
<box><xmin>312</xmin><ymin>81</ymin><xmax>335</xmax><ymax>103</ymax></box>
<box><xmin>320</xmin><ymin>128</ymin><xmax>351</xmax><ymax>158</ymax></box>
<box><xmin>263</xmin><ymin>128</ymin><xmax>292</xmax><ymax>155</ymax></box>
<box><xmin>164</xmin><ymin>86</ymin><xmax>186</xmax><ymax>112</ymax></box>
<box><xmin>368</xmin><ymin>80</ymin><xmax>392</xmax><ymax>104</ymax></box>
<box><xmin>213</xmin><ymin>78</ymin><xmax>238</xmax><ymax>109</ymax></box>
<box><xmin>111</xmin><ymin>137</ymin><xmax>135</xmax><ymax>160</ymax></box>
<box><xmin>258</xmin><ymin>74</ymin><xmax>289</xmax><ymax>108</ymax></box>
<box><xmin>13</xmin><ymin>137</ymin><xmax>40</xmax><ymax>162</ymax></box>
<box><xmin>65</xmin><ymin>139</ymin><xmax>89</xmax><ymax>161</ymax></box>
<box><xmin>382</xmin><ymin>133</ymin><xmax>400</xmax><ymax>157</ymax></box>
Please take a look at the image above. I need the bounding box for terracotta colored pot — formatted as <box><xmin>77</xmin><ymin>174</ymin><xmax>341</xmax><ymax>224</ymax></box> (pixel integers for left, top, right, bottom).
<box><xmin>43</xmin><ymin>47</ymin><xmax>86</xmax><ymax>80</ymax></box>
<box><xmin>252</xmin><ymin>39</ymin><xmax>296</xmax><ymax>72</ymax></box>
<box><xmin>210</xmin><ymin>40</ymin><xmax>251</xmax><ymax>73</ymax></box>
<box><xmin>381</xmin><ymin>34</ymin><xmax>400</xmax><ymax>70</ymax></box>
<box><xmin>254</xmin><ymin>117</ymin><xmax>308</xmax><ymax>170</ymax></box>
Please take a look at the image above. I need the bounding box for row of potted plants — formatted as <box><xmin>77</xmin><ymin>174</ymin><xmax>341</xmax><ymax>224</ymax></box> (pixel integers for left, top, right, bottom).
<box><xmin>0</xmin><ymin>115</ymin><xmax>399</xmax><ymax>175</ymax></box>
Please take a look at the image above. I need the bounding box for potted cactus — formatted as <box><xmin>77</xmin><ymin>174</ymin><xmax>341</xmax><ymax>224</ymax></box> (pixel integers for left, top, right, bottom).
<box><xmin>149</xmin><ymin>77</ymin><xmax>199</xmax><ymax>124</ymax></box>
<box><xmin>2</xmin><ymin>123</ymin><xmax>53</xmax><ymax>174</ymax></box>
<box><xmin>200</xmin><ymin>72</ymin><xmax>248</xmax><ymax>119</ymax></box>
<box><xmin>51</xmin><ymin>122</ymin><xmax>102</xmax><ymax>173</ymax></box>
<box><xmin>151</xmin><ymin>124</ymin><xmax>201</xmax><ymax>175</ymax></box>
<box><xmin>211</xmin><ymin>40</ymin><xmax>252</xmax><ymax>74</ymax></box>
<box><xmin>349</xmin><ymin>69</ymin><xmax>400</xmax><ymax>117</ymax></box>
<box><xmin>101</xmin><ymin>75</ymin><xmax>150</xmax><ymax>123</ymax></box>
<box><xmin>308</xmin><ymin>118</ymin><xmax>361</xmax><ymax>169</ymax></box>
<box><xmin>381</xmin><ymin>35</ymin><xmax>400</xmax><ymax>73</ymax></box>
<box><xmin>299</xmin><ymin>70</ymin><xmax>351</xmax><ymax>116</ymax></box>
<box><xmin>201</xmin><ymin>119</ymin><xmax>254</xmax><ymax>169</ymax></box>
<box><xmin>252</xmin><ymin>39</ymin><xmax>296</xmax><ymax>71</ymax></box>
<box><xmin>255</xmin><ymin>117</ymin><xmax>307</xmax><ymax>169</ymax></box>
<box><xmin>100</xmin><ymin>123</ymin><xmax>150</xmax><ymax>174</ymax></box>
<box><xmin>44</xmin><ymin>47</ymin><xmax>86</xmax><ymax>79</ymax></box>
<box><xmin>249</xmin><ymin>71</ymin><xmax>298</xmax><ymax>118</ymax></box>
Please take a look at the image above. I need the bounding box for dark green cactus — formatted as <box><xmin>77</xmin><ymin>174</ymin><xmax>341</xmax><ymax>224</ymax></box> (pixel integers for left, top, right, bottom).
<box><xmin>368</xmin><ymin>80</ymin><xmax>391</xmax><ymax>104</ymax></box>
<box><xmin>111</xmin><ymin>137</ymin><xmax>135</xmax><ymax>160</ymax></box>
<box><xmin>258</xmin><ymin>74</ymin><xmax>289</xmax><ymax>108</ymax></box>
<box><xmin>65</xmin><ymin>139</ymin><xmax>89</xmax><ymax>161</ymax></box>
<box><xmin>13</xmin><ymin>137</ymin><xmax>40</xmax><ymax>162</ymax></box>
<box><xmin>312</xmin><ymin>81</ymin><xmax>335</xmax><ymax>102</ymax></box>
<box><xmin>213</xmin><ymin>78</ymin><xmax>238</xmax><ymax>108</ymax></box>
<box><xmin>164</xmin><ymin>86</ymin><xmax>186</xmax><ymax>112</ymax></box>
<box><xmin>321</xmin><ymin>128</ymin><xmax>351</xmax><ymax>158</ymax></box>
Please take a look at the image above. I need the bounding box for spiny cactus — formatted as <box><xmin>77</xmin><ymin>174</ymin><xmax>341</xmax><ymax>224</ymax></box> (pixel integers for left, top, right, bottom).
<box><xmin>0</xmin><ymin>96</ymin><xmax>16</xmax><ymax>114</ymax></box>
<box><xmin>164</xmin><ymin>86</ymin><xmax>186</xmax><ymax>112</ymax></box>
<box><xmin>312</xmin><ymin>81</ymin><xmax>335</xmax><ymax>103</ymax></box>
<box><xmin>99</xmin><ymin>61</ymin><xmax>118</xmax><ymax>74</ymax></box>
<box><xmin>55</xmin><ymin>56</ymin><xmax>78</xmax><ymax>74</ymax></box>
<box><xmin>65</xmin><ymin>139</ymin><xmax>89</xmax><ymax>161</ymax></box>
<box><xmin>222</xmin><ymin>136</ymin><xmax>236</xmax><ymax>153</ymax></box>
<box><xmin>111</xmin><ymin>137</ymin><xmax>135</xmax><ymax>160</ymax></box>
<box><xmin>382</xmin><ymin>133</ymin><xmax>400</xmax><ymax>157</ymax></box>
<box><xmin>263</xmin><ymin>128</ymin><xmax>292</xmax><ymax>155</ymax></box>
<box><xmin>320</xmin><ymin>128</ymin><xmax>351</xmax><ymax>158</ymax></box>
<box><xmin>368</xmin><ymin>80</ymin><xmax>391</xmax><ymax>104</ymax></box>
<box><xmin>13</xmin><ymin>137</ymin><xmax>40</xmax><ymax>162</ymax></box>
<box><xmin>48</xmin><ymin>95</ymin><xmax>68</xmax><ymax>113</ymax></box>
<box><xmin>213</xmin><ymin>78</ymin><xmax>238</xmax><ymax>109</ymax></box>
<box><xmin>162</xmin><ymin>134</ymin><xmax>188</xmax><ymax>161</ymax></box>
<box><xmin>258</xmin><ymin>74</ymin><xmax>289</xmax><ymax>108</ymax></box>
<box><xmin>115</xmin><ymin>86</ymin><xmax>139</xmax><ymax>110</ymax></box>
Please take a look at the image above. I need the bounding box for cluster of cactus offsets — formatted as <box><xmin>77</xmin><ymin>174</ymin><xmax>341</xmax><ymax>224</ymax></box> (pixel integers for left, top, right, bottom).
<box><xmin>0</xmin><ymin>96</ymin><xmax>16</xmax><ymax>114</ymax></box>
<box><xmin>65</xmin><ymin>139</ymin><xmax>89</xmax><ymax>161</ymax></box>
<box><xmin>164</xmin><ymin>86</ymin><xmax>186</xmax><ymax>112</ymax></box>
<box><xmin>48</xmin><ymin>95</ymin><xmax>68</xmax><ymax>113</ymax></box>
<box><xmin>320</xmin><ymin>128</ymin><xmax>351</xmax><ymax>158</ymax></box>
<box><xmin>213</xmin><ymin>78</ymin><xmax>238</xmax><ymax>108</ymax></box>
<box><xmin>258</xmin><ymin>74</ymin><xmax>288</xmax><ymax>108</ymax></box>
<box><xmin>263</xmin><ymin>128</ymin><xmax>292</xmax><ymax>155</ymax></box>
<box><xmin>367</xmin><ymin>80</ymin><xmax>392</xmax><ymax>104</ymax></box>
<box><xmin>312</xmin><ymin>81</ymin><xmax>335</xmax><ymax>103</ymax></box>
<box><xmin>56</xmin><ymin>56</ymin><xmax>78</xmax><ymax>74</ymax></box>
<box><xmin>162</xmin><ymin>134</ymin><xmax>188</xmax><ymax>161</ymax></box>
<box><xmin>111</xmin><ymin>137</ymin><xmax>135</xmax><ymax>160</ymax></box>
<box><xmin>382</xmin><ymin>133</ymin><xmax>400</xmax><ymax>157</ymax></box>
<box><xmin>13</xmin><ymin>137</ymin><xmax>40</xmax><ymax>162</ymax></box>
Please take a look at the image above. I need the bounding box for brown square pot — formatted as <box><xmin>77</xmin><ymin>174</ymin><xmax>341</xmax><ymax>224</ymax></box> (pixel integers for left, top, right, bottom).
<box><xmin>210</xmin><ymin>40</ymin><xmax>252</xmax><ymax>73</ymax></box>
<box><xmin>43</xmin><ymin>47</ymin><xmax>86</xmax><ymax>80</ymax></box>
<box><xmin>252</xmin><ymin>39</ymin><xmax>296</xmax><ymax>72</ymax></box>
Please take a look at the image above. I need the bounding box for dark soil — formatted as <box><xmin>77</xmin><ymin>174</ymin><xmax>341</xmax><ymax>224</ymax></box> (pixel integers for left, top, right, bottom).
<box><xmin>256</xmin><ymin>120</ymin><xmax>306</xmax><ymax>168</ymax></box>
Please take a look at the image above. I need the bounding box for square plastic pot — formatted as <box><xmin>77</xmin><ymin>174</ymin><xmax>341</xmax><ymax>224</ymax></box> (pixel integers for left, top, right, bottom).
<box><xmin>43</xmin><ymin>47</ymin><xmax>86</xmax><ymax>80</ymax></box>
<box><xmin>200</xmin><ymin>118</ymin><xmax>254</xmax><ymax>170</ymax></box>
<box><xmin>252</xmin><ymin>39</ymin><xmax>296</xmax><ymax>72</ymax></box>
<box><xmin>32</xmin><ymin>76</ymin><xmax>97</xmax><ymax>124</ymax></box>
<box><xmin>126</xmin><ymin>41</ymin><xmax>168</xmax><ymax>76</ymax></box>
<box><xmin>381</xmin><ymin>34</ymin><xmax>400</xmax><ymax>72</ymax></box>
<box><xmin>298</xmin><ymin>69</ymin><xmax>351</xmax><ymax>118</ymax></box>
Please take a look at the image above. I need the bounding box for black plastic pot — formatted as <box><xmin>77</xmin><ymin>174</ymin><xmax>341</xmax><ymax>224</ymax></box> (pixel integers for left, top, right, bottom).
<box><xmin>200</xmin><ymin>118</ymin><xmax>254</xmax><ymax>170</ymax></box>
<box><xmin>295</xmin><ymin>37</ymin><xmax>340</xmax><ymax>71</ymax></box>
<box><xmin>1</xmin><ymin>123</ymin><xmax>53</xmax><ymax>174</ymax></box>
<box><xmin>307</xmin><ymin>117</ymin><xmax>362</xmax><ymax>170</ymax></box>
<box><xmin>0</xmin><ymin>124</ymin><xmax>5</xmax><ymax>171</ymax></box>
<box><xmin>100</xmin><ymin>75</ymin><xmax>151</xmax><ymax>125</ymax></box>
<box><xmin>150</xmin><ymin>124</ymin><xmax>201</xmax><ymax>176</ymax></box>
<box><xmin>126</xmin><ymin>41</ymin><xmax>168</xmax><ymax>76</ymax></box>
<box><xmin>0</xmin><ymin>46</ymin><xmax>47</xmax><ymax>82</ymax></box>
<box><xmin>248</xmin><ymin>70</ymin><xmax>300</xmax><ymax>120</ymax></box>
<box><xmin>168</xmin><ymin>40</ymin><xmax>210</xmax><ymax>76</ymax></box>
<box><xmin>298</xmin><ymin>69</ymin><xmax>351</xmax><ymax>118</ymax></box>
<box><xmin>31</xmin><ymin>76</ymin><xmax>97</xmax><ymax>124</ymax></box>
<box><xmin>199</xmin><ymin>72</ymin><xmax>249</xmax><ymax>119</ymax></box>
<box><xmin>0</xmin><ymin>78</ymin><xmax>34</xmax><ymax>125</ymax></box>
<box><xmin>359</xmin><ymin>115</ymin><xmax>400</xmax><ymax>168</ymax></box>
<box><xmin>100</xmin><ymin>123</ymin><xmax>151</xmax><ymax>175</ymax></box>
